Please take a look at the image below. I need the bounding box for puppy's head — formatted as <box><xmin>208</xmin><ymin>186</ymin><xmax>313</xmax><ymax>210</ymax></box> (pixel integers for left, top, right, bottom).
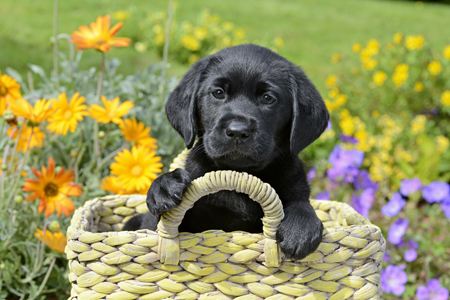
<box><xmin>166</xmin><ymin>44</ymin><xmax>329</xmax><ymax>170</ymax></box>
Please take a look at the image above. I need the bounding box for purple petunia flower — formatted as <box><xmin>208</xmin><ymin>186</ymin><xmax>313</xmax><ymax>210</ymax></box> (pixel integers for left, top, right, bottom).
<box><xmin>381</xmin><ymin>265</ymin><xmax>408</xmax><ymax>296</ymax></box>
<box><xmin>388</xmin><ymin>218</ymin><xmax>409</xmax><ymax>245</ymax></box>
<box><xmin>416</xmin><ymin>279</ymin><xmax>449</xmax><ymax>300</ymax></box>
<box><xmin>400</xmin><ymin>178</ymin><xmax>421</xmax><ymax>196</ymax></box>
<box><xmin>352</xmin><ymin>188</ymin><xmax>376</xmax><ymax>218</ymax></box>
<box><xmin>422</xmin><ymin>181</ymin><xmax>450</xmax><ymax>203</ymax></box>
<box><xmin>307</xmin><ymin>167</ymin><xmax>316</xmax><ymax>181</ymax></box>
<box><xmin>327</xmin><ymin>146</ymin><xmax>364</xmax><ymax>184</ymax></box>
<box><xmin>316</xmin><ymin>191</ymin><xmax>330</xmax><ymax>200</ymax></box>
<box><xmin>354</xmin><ymin>170</ymin><xmax>378</xmax><ymax>191</ymax></box>
<box><xmin>327</xmin><ymin>166</ymin><xmax>359</xmax><ymax>184</ymax></box>
<box><xmin>339</xmin><ymin>134</ymin><xmax>359</xmax><ymax>144</ymax></box>
<box><xmin>442</xmin><ymin>197</ymin><xmax>450</xmax><ymax>219</ymax></box>
<box><xmin>404</xmin><ymin>248</ymin><xmax>418</xmax><ymax>262</ymax></box>
<box><xmin>381</xmin><ymin>192</ymin><xmax>406</xmax><ymax>217</ymax></box>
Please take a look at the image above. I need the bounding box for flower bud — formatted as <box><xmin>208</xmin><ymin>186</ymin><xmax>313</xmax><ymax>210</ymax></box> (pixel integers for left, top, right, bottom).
<box><xmin>3</xmin><ymin>110</ymin><xmax>17</xmax><ymax>126</ymax></box>
<box><xmin>1</xmin><ymin>164</ymin><xmax>6</xmax><ymax>171</ymax></box>
<box><xmin>70</xmin><ymin>150</ymin><xmax>79</xmax><ymax>158</ymax></box>
<box><xmin>55</xmin><ymin>166</ymin><xmax>62</xmax><ymax>173</ymax></box>
<box><xmin>48</xmin><ymin>220</ymin><xmax>61</xmax><ymax>232</ymax></box>
<box><xmin>98</xmin><ymin>131</ymin><xmax>106</xmax><ymax>138</ymax></box>
<box><xmin>8</xmin><ymin>140</ymin><xmax>15</xmax><ymax>146</ymax></box>
<box><xmin>14</xmin><ymin>195</ymin><xmax>24</xmax><ymax>205</ymax></box>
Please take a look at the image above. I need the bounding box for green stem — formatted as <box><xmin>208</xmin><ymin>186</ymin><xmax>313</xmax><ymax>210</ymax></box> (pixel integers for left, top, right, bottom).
<box><xmin>35</xmin><ymin>257</ymin><xmax>56</xmax><ymax>297</ymax></box>
<box><xmin>100</xmin><ymin>123</ymin><xmax>112</xmax><ymax>151</ymax></box>
<box><xmin>52</xmin><ymin>0</ymin><xmax>59</xmax><ymax>83</ymax></box>
<box><xmin>160</xmin><ymin>0</ymin><xmax>174</xmax><ymax>96</ymax></box>
<box><xmin>93</xmin><ymin>52</ymin><xmax>106</xmax><ymax>165</ymax></box>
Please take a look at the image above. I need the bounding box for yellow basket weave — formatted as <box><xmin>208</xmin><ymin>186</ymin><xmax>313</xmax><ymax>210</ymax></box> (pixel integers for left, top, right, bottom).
<box><xmin>66</xmin><ymin>152</ymin><xmax>386</xmax><ymax>300</ymax></box>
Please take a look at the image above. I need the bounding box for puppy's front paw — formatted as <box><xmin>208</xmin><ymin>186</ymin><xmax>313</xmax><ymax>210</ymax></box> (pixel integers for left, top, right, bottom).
<box><xmin>146</xmin><ymin>168</ymin><xmax>191</xmax><ymax>216</ymax></box>
<box><xmin>276</xmin><ymin>206</ymin><xmax>323</xmax><ymax>260</ymax></box>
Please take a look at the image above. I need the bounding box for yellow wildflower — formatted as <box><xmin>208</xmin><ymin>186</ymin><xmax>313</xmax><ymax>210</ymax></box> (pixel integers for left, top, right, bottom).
<box><xmin>319</xmin><ymin>129</ymin><xmax>335</xmax><ymax>142</ymax></box>
<box><xmin>373</xmin><ymin>71</ymin><xmax>387</xmax><ymax>86</ymax></box>
<box><xmin>352</xmin><ymin>43</ymin><xmax>362</xmax><ymax>53</ymax></box>
<box><xmin>188</xmin><ymin>54</ymin><xmax>200</xmax><ymax>64</ymax></box>
<box><xmin>444</xmin><ymin>45</ymin><xmax>450</xmax><ymax>60</ymax></box>
<box><xmin>89</xmin><ymin>96</ymin><xmax>134</xmax><ymax>124</ymax></box>
<box><xmin>427</xmin><ymin>61</ymin><xmax>442</xmax><ymax>75</ymax></box>
<box><xmin>379</xmin><ymin>136</ymin><xmax>392</xmax><ymax>151</ymax></box>
<box><xmin>110</xmin><ymin>146</ymin><xmax>163</xmax><ymax>194</ymax></box>
<box><xmin>0</xmin><ymin>70</ymin><xmax>22</xmax><ymax>103</ymax></box>
<box><xmin>366</xmin><ymin>39</ymin><xmax>380</xmax><ymax>55</ymax></box>
<box><xmin>414</xmin><ymin>82</ymin><xmax>424</xmax><ymax>92</ymax></box>
<box><xmin>326</xmin><ymin>75</ymin><xmax>337</xmax><ymax>88</ymax></box>
<box><xmin>405</xmin><ymin>35</ymin><xmax>425</xmax><ymax>51</ymax></box>
<box><xmin>339</xmin><ymin>116</ymin><xmax>355</xmax><ymax>136</ymax></box>
<box><xmin>47</xmin><ymin>92</ymin><xmax>88</xmax><ymax>135</ymax></box>
<box><xmin>339</xmin><ymin>109</ymin><xmax>350</xmax><ymax>119</ymax></box>
<box><xmin>194</xmin><ymin>28</ymin><xmax>207</xmax><ymax>41</ymax></box>
<box><xmin>328</xmin><ymin>87</ymin><xmax>339</xmax><ymax>99</ymax></box>
<box><xmin>362</xmin><ymin>58</ymin><xmax>377</xmax><ymax>70</ymax></box>
<box><xmin>436</xmin><ymin>136</ymin><xmax>449</xmax><ymax>153</ymax></box>
<box><xmin>222</xmin><ymin>22</ymin><xmax>234</xmax><ymax>31</ymax></box>
<box><xmin>441</xmin><ymin>90</ymin><xmax>450</xmax><ymax>107</ymax></box>
<box><xmin>411</xmin><ymin>115</ymin><xmax>426</xmax><ymax>134</ymax></box>
<box><xmin>331</xmin><ymin>53</ymin><xmax>341</xmax><ymax>63</ymax></box>
<box><xmin>120</xmin><ymin>117</ymin><xmax>158</xmax><ymax>149</ymax></box>
<box><xmin>393</xmin><ymin>32</ymin><xmax>403</xmax><ymax>44</ymax></box>
<box><xmin>335</xmin><ymin>94</ymin><xmax>347</xmax><ymax>106</ymax></box>
<box><xmin>181</xmin><ymin>35</ymin><xmax>201</xmax><ymax>51</ymax></box>
<box><xmin>9</xmin><ymin>98</ymin><xmax>53</xmax><ymax>125</ymax></box>
<box><xmin>34</xmin><ymin>228</ymin><xmax>67</xmax><ymax>253</ymax></box>
<box><xmin>392</xmin><ymin>64</ymin><xmax>409</xmax><ymax>86</ymax></box>
<box><xmin>112</xmin><ymin>11</ymin><xmax>130</xmax><ymax>21</ymax></box>
<box><xmin>274</xmin><ymin>37</ymin><xmax>284</xmax><ymax>49</ymax></box>
<box><xmin>234</xmin><ymin>29</ymin><xmax>246</xmax><ymax>39</ymax></box>
<box><xmin>372</xmin><ymin>110</ymin><xmax>380</xmax><ymax>118</ymax></box>
<box><xmin>8</xmin><ymin>124</ymin><xmax>44</xmax><ymax>153</ymax></box>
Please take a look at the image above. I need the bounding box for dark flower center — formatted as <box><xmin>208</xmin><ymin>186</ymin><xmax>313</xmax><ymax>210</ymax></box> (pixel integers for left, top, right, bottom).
<box><xmin>44</xmin><ymin>183</ymin><xmax>59</xmax><ymax>197</ymax></box>
<box><xmin>0</xmin><ymin>84</ymin><xmax>8</xmax><ymax>96</ymax></box>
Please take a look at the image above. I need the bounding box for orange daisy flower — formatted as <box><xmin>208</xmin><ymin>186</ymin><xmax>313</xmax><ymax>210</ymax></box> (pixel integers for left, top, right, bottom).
<box><xmin>47</xmin><ymin>92</ymin><xmax>88</xmax><ymax>135</ymax></box>
<box><xmin>89</xmin><ymin>96</ymin><xmax>134</xmax><ymax>124</ymax></box>
<box><xmin>23</xmin><ymin>157</ymin><xmax>82</xmax><ymax>217</ymax></box>
<box><xmin>110</xmin><ymin>146</ymin><xmax>163</xmax><ymax>194</ymax></box>
<box><xmin>0</xmin><ymin>98</ymin><xmax>7</xmax><ymax>117</ymax></box>
<box><xmin>34</xmin><ymin>228</ymin><xmax>67</xmax><ymax>253</ymax></box>
<box><xmin>119</xmin><ymin>118</ymin><xmax>158</xmax><ymax>149</ymax></box>
<box><xmin>0</xmin><ymin>70</ymin><xmax>21</xmax><ymax>103</ymax></box>
<box><xmin>9</xmin><ymin>98</ymin><xmax>53</xmax><ymax>124</ymax></box>
<box><xmin>71</xmin><ymin>15</ymin><xmax>131</xmax><ymax>52</ymax></box>
<box><xmin>7</xmin><ymin>123</ymin><xmax>44</xmax><ymax>153</ymax></box>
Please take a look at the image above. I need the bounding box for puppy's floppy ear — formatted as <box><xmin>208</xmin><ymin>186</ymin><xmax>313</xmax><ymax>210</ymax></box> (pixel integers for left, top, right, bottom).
<box><xmin>289</xmin><ymin>66</ymin><xmax>330</xmax><ymax>156</ymax></box>
<box><xmin>166</xmin><ymin>58</ymin><xmax>208</xmax><ymax>149</ymax></box>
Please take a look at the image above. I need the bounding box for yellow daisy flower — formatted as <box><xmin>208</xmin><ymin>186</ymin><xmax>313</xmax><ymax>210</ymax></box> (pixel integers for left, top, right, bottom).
<box><xmin>444</xmin><ymin>45</ymin><xmax>450</xmax><ymax>60</ymax></box>
<box><xmin>0</xmin><ymin>98</ymin><xmax>6</xmax><ymax>117</ymax></box>
<box><xmin>23</xmin><ymin>157</ymin><xmax>81</xmax><ymax>217</ymax></box>
<box><xmin>89</xmin><ymin>96</ymin><xmax>134</xmax><ymax>124</ymax></box>
<box><xmin>181</xmin><ymin>35</ymin><xmax>201</xmax><ymax>51</ymax></box>
<box><xmin>7</xmin><ymin>123</ymin><xmax>44</xmax><ymax>153</ymax></box>
<box><xmin>373</xmin><ymin>71</ymin><xmax>387</xmax><ymax>87</ymax></box>
<box><xmin>0</xmin><ymin>70</ymin><xmax>21</xmax><ymax>102</ymax></box>
<box><xmin>427</xmin><ymin>61</ymin><xmax>442</xmax><ymax>76</ymax></box>
<box><xmin>393</xmin><ymin>32</ymin><xmax>403</xmax><ymax>44</ymax></box>
<box><xmin>120</xmin><ymin>117</ymin><xmax>158</xmax><ymax>149</ymax></box>
<box><xmin>47</xmin><ymin>92</ymin><xmax>88</xmax><ymax>135</ymax></box>
<box><xmin>441</xmin><ymin>90</ymin><xmax>450</xmax><ymax>107</ymax></box>
<box><xmin>71</xmin><ymin>15</ymin><xmax>131</xmax><ymax>52</ymax></box>
<box><xmin>325</xmin><ymin>75</ymin><xmax>337</xmax><ymax>88</ymax></box>
<box><xmin>405</xmin><ymin>35</ymin><xmax>425</xmax><ymax>51</ymax></box>
<box><xmin>352</xmin><ymin>43</ymin><xmax>362</xmax><ymax>53</ymax></box>
<box><xmin>34</xmin><ymin>228</ymin><xmax>67</xmax><ymax>253</ymax></box>
<box><xmin>9</xmin><ymin>98</ymin><xmax>53</xmax><ymax>124</ymax></box>
<box><xmin>110</xmin><ymin>146</ymin><xmax>163</xmax><ymax>194</ymax></box>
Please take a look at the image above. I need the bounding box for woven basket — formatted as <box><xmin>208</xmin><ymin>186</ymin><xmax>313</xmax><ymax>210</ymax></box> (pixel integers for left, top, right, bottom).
<box><xmin>66</xmin><ymin>152</ymin><xmax>386</xmax><ymax>300</ymax></box>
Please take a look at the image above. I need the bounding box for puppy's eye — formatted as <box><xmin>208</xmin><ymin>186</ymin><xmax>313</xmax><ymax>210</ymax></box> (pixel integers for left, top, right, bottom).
<box><xmin>261</xmin><ymin>94</ymin><xmax>276</xmax><ymax>105</ymax></box>
<box><xmin>212</xmin><ymin>89</ymin><xmax>225</xmax><ymax>100</ymax></box>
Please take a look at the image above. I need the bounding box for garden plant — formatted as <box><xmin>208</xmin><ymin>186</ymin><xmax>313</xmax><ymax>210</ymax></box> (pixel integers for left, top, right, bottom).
<box><xmin>0</xmin><ymin>2</ymin><xmax>450</xmax><ymax>300</ymax></box>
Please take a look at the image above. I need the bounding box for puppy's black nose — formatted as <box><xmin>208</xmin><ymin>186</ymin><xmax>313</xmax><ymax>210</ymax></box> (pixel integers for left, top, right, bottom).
<box><xmin>225</xmin><ymin>121</ymin><xmax>250</xmax><ymax>142</ymax></box>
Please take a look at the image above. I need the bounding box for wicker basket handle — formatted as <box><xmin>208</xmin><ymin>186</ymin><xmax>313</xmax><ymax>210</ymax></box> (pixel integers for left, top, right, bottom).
<box><xmin>156</xmin><ymin>170</ymin><xmax>284</xmax><ymax>267</ymax></box>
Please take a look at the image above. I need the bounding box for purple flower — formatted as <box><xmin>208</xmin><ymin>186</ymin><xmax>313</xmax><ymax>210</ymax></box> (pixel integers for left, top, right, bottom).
<box><xmin>384</xmin><ymin>251</ymin><xmax>391</xmax><ymax>262</ymax></box>
<box><xmin>400</xmin><ymin>178</ymin><xmax>421</xmax><ymax>196</ymax></box>
<box><xmin>326</xmin><ymin>121</ymin><xmax>332</xmax><ymax>130</ymax></box>
<box><xmin>388</xmin><ymin>218</ymin><xmax>409</xmax><ymax>245</ymax></box>
<box><xmin>353</xmin><ymin>170</ymin><xmax>378</xmax><ymax>191</ymax></box>
<box><xmin>417</xmin><ymin>279</ymin><xmax>449</xmax><ymax>300</ymax></box>
<box><xmin>307</xmin><ymin>167</ymin><xmax>316</xmax><ymax>181</ymax></box>
<box><xmin>328</xmin><ymin>146</ymin><xmax>364</xmax><ymax>170</ymax></box>
<box><xmin>316</xmin><ymin>191</ymin><xmax>330</xmax><ymax>200</ymax></box>
<box><xmin>352</xmin><ymin>188</ymin><xmax>376</xmax><ymax>217</ymax></box>
<box><xmin>381</xmin><ymin>193</ymin><xmax>406</xmax><ymax>217</ymax></box>
<box><xmin>339</xmin><ymin>134</ymin><xmax>359</xmax><ymax>144</ymax></box>
<box><xmin>381</xmin><ymin>265</ymin><xmax>408</xmax><ymax>296</ymax></box>
<box><xmin>327</xmin><ymin>166</ymin><xmax>359</xmax><ymax>184</ymax></box>
<box><xmin>422</xmin><ymin>181</ymin><xmax>450</xmax><ymax>203</ymax></box>
<box><xmin>442</xmin><ymin>197</ymin><xmax>450</xmax><ymax>218</ymax></box>
<box><xmin>404</xmin><ymin>248</ymin><xmax>417</xmax><ymax>262</ymax></box>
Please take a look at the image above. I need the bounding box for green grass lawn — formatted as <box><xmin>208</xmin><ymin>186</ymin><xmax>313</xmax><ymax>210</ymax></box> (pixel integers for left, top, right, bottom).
<box><xmin>1</xmin><ymin>0</ymin><xmax>450</xmax><ymax>93</ymax></box>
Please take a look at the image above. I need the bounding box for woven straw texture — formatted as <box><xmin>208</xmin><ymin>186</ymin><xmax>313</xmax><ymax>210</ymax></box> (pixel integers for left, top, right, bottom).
<box><xmin>66</xmin><ymin>152</ymin><xmax>386</xmax><ymax>300</ymax></box>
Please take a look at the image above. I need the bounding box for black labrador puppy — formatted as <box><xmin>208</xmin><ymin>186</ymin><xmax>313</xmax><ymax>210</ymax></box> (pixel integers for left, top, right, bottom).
<box><xmin>124</xmin><ymin>44</ymin><xmax>329</xmax><ymax>260</ymax></box>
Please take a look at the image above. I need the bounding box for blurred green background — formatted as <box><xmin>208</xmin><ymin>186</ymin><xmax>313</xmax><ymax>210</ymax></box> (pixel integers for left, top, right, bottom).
<box><xmin>1</xmin><ymin>0</ymin><xmax>450</xmax><ymax>92</ymax></box>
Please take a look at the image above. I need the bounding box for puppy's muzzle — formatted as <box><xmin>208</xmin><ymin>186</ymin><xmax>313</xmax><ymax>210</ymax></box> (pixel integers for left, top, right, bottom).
<box><xmin>225</xmin><ymin>120</ymin><xmax>250</xmax><ymax>143</ymax></box>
